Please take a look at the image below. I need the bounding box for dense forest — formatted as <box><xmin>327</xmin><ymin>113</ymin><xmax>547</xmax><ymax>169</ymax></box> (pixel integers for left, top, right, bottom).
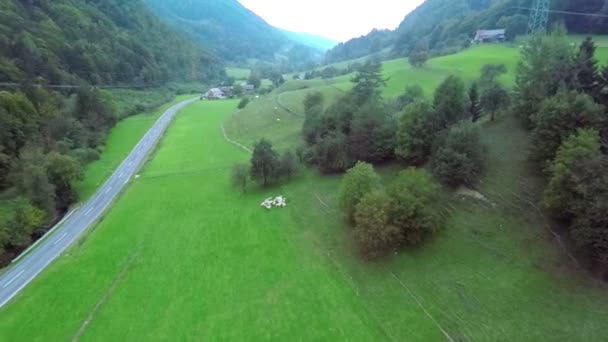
<box><xmin>325</xmin><ymin>29</ymin><xmax>394</xmax><ymax>64</ymax></box>
<box><xmin>0</xmin><ymin>0</ymin><xmax>221</xmax><ymax>264</ymax></box>
<box><xmin>325</xmin><ymin>0</ymin><xmax>608</xmax><ymax>64</ymax></box>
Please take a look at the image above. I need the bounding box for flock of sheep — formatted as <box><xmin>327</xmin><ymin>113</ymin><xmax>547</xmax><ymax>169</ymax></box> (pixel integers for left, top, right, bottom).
<box><xmin>261</xmin><ymin>196</ymin><xmax>287</xmax><ymax>210</ymax></box>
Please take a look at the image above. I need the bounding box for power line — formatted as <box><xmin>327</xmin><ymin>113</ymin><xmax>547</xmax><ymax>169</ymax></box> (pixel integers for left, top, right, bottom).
<box><xmin>517</xmin><ymin>6</ymin><xmax>608</xmax><ymax>19</ymax></box>
<box><xmin>527</xmin><ymin>0</ymin><xmax>551</xmax><ymax>35</ymax></box>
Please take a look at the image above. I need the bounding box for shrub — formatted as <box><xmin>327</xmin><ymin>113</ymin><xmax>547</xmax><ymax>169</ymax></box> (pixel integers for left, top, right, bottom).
<box><xmin>237</xmin><ymin>97</ymin><xmax>250</xmax><ymax>109</ymax></box>
<box><xmin>354</xmin><ymin>191</ymin><xmax>402</xmax><ymax>257</ymax></box>
<box><xmin>388</xmin><ymin>168</ymin><xmax>441</xmax><ymax>246</ymax></box>
<box><xmin>431</xmin><ymin>123</ymin><xmax>485</xmax><ymax>187</ymax></box>
<box><xmin>338</xmin><ymin>162</ymin><xmax>380</xmax><ymax>223</ymax></box>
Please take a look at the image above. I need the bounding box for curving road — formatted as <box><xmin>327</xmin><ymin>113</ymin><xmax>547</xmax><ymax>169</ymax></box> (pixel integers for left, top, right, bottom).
<box><xmin>0</xmin><ymin>98</ymin><xmax>197</xmax><ymax>308</ymax></box>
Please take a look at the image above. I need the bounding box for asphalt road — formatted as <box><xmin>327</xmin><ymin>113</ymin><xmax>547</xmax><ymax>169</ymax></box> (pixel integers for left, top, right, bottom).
<box><xmin>0</xmin><ymin>98</ymin><xmax>197</xmax><ymax>308</ymax></box>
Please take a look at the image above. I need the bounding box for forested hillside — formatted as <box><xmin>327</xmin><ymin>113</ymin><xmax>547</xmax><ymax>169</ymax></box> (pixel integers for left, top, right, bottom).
<box><xmin>325</xmin><ymin>29</ymin><xmax>394</xmax><ymax>64</ymax></box>
<box><xmin>145</xmin><ymin>0</ymin><xmax>285</xmax><ymax>62</ymax></box>
<box><xmin>281</xmin><ymin>30</ymin><xmax>338</xmax><ymax>51</ymax></box>
<box><xmin>325</xmin><ymin>0</ymin><xmax>608</xmax><ymax>63</ymax></box>
<box><xmin>0</xmin><ymin>0</ymin><xmax>220</xmax><ymax>264</ymax></box>
<box><xmin>144</xmin><ymin>0</ymin><xmax>326</xmax><ymax>68</ymax></box>
<box><xmin>0</xmin><ymin>0</ymin><xmax>222</xmax><ymax>85</ymax></box>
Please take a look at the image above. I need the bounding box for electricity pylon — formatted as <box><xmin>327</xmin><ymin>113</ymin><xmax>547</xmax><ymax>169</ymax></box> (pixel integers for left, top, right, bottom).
<box><xmin>528</xmin><ymin>0</ymin><xmax>550</xmax><ymax>34</ymax></box>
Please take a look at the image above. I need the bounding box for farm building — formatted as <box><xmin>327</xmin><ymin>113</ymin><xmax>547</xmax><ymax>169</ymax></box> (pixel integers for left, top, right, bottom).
<box><xmin>204</xmin><ymin>88</ymin><xmax>225</xmax><ymax>100</ymax></box>
<box><xmin>242</xmin><ymin>84</ymin><xmax>255</xmax><ymax>93</ymax></box>
<box><xmin>219</xmin><ymin>86</ymin><xmax>234</xmax><ymax>97</ymax></box>
<box><xmin>473</xmin><ymin>29</ymin><xmax>506</xmax><ymax>43</ymax></box>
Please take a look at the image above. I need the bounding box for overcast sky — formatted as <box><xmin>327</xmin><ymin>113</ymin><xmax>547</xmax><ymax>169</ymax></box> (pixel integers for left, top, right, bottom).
<box><xmin>237</xmin><ymin>0</ymin><xmax>425</xmax><ymax>42</ymax></box>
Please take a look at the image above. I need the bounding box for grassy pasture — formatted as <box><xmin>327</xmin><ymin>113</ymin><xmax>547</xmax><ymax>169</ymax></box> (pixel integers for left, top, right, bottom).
<box><xmin>2</xmin><ymin>99</ymin><xmax>608</xmax><ymax>340</ymax></box>
<box><xmin>4</xmin><ymin>38</ymin><xmax>608</xmax><ymax>340</ymax></box>
<box><xmin>226</xmin><ymin>67</ymin><xmax>251</xmax><ymax>80</ymax></box>
<box><xmin>0</xmin><ymin>101</ymin><xmax>388</xmax><ymax>341</ymax></box>
<box><xmin>76</xmin><ymin>95</ymin><xmax>196</xmax><ymax>200</ymax></box>
<box><xmin>225</xmin><ymin>44</ymin><xmax>521</xmax><ymax>153</ymax></box>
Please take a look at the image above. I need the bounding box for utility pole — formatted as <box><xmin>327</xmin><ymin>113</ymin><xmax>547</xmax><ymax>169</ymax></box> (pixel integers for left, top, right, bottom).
<box><xmin>528</xmin><ymin>0</ymin><xmax>550</xmax><ymax>34</ymax></box>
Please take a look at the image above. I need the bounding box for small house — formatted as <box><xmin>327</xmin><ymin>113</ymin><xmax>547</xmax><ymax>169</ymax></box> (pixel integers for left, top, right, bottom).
<box><xmin>473</xmin><ymin>29</ymin><xmax>506</xmax><ymax>43</ymax></box>
<box><xmin>205</xmin><ymin>88</ymin><xmax>225</xmax><ymax>100</ymax></box>
<box><xmin>242</xmin><ymin>84</ymin><xmax>255</xmax><ymax>94</ymax></box>
<box><xmin>219</xmin><ymin>86</ymin><xmax>234</xmax><ymax>98</ymax></box>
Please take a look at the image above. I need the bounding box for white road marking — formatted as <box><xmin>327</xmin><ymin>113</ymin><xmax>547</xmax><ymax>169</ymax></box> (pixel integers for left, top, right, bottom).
<box><xmin>105</xmin><ymin>186</ymin><xmax>112</xmax><ymax>194</ymax></box>
<box><xmin>85</xmin><ymin>207</ymin><xmax>93</xmax><ymax>216</ymax></box>
<box><xmin>3</xmin><ymin>270</ymin><xmax>24</xmax><ymax>288</ymax></box>
<box><xmin>53</xmin><ymin>232</ymin><xmax>68</xmax><ymax>245</ymax></box>
<box><xmin>118</xmin><ymin>172</ymin><xmax>124</xmax><ymax>178</ymax></box>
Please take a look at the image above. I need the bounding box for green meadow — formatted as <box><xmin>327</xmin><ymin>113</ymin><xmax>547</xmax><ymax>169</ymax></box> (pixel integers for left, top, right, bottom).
<box><xmin>3</xmin><ymin>41</ymin><xmax>608</xmax><ymax>340</ymax></box>
<box><xmin>76</xmin><ymin>95</ymin><xmax>197</xmax><ymax>200</ymax></box>
<box><xmin>226</xmin><ymin>67</ymin><xmax>251</xmax><ymax>80</ymax></box>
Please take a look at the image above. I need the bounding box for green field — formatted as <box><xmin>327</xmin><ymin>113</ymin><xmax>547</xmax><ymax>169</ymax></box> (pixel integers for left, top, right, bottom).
<box><xmin>3</xmin><ymin>41</ymin><xmax>608</xmax><ymax>340</ymax></box>
<box><xmin>226</xmin><ymin>67</ymin><xmax>251</xmax><ymax>80</ymax></box>
<box><xmin>3</xmin><ymin>97</ymin><xmax>608</xmax><ymax>340</ymax></box>
<box><xmin>226</xmin><ymin>44</ymin><xmax>521</xmax><ymax>153</ymax></box>
<box><xmin>76</xmin><ymin>95</ymin><xmax>197</xmax><ymax>200</ymax></box>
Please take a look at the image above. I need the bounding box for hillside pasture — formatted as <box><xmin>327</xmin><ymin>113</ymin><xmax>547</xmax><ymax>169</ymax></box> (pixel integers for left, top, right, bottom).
<box><xmin>2</xmin><ymin>100</ymin><xmax>608</xmax><ymax>340</ymax></box>
<box><xmin>226</xmin><ymin>67</ymin><xmax>251</xmax><ymax>80</ymax></box>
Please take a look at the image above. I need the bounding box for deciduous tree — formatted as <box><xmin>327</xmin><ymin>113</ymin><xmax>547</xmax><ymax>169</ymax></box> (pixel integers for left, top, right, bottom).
<box><xmin>544</xmin><ymin>129</ymin><xmax>601</xmax><ymax>219</ymax></box>
<box><xmin>395</xmin><ymin>101</ymin><xmax>439</xmax><ymax>165</ymax></box>
<box><xmin>431</xmin><ymin>123</ymin><xmax>485</xmax><ymax>187</ymax></box>
<box><xmin>338</xmin><ymin>162</ymin><xmax>380</xmax><ymax>223</ymax></box>
<box><xmin>250</xmin><ymin>139</ymin><xmax>280</xmax><ymax>186</ymax></box>
<box><xmin>469</xmin><ymin>83</ymin><xmax>482</xmax><ymax>122</ymax></box>
<box><xmin>354</xmin><ymin>191</ymin><xmax>402</xmax><ymax>257</ymax></box>
<box><xmin>279</xmin><ymin>151</ymin><xmax>298</xmax><ymax>179</ymax></box>
<box><xmin>46</xmin><ymin>152</ymin><xmax>84</xmax><ymax>210</ymax></box>
<box><xmin>434</xmin><ymin>75</ymin><xmax>467</xmax><ymax>128</ymax></box>
<box><xmin>531</xmin><ymin>90</ymin><xmax>605</xmax><ymax>165</ymax></box>
<box><xmin>388</xmin><ymin>168</ymin><xmax>441</xmax><ymax>246</ymax></box>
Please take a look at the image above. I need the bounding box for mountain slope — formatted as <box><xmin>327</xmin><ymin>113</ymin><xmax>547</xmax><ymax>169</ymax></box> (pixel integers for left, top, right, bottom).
<box><xmin>282</xmin><ymin>30</ymin><xmax>338</xmax><ymax>51</ymax></box>
<box><xmin>326</xmin><ymin>0</ymin><xmax>608</xmax><ymax>64</ymax></box>
<box><xmin>144</xmin><ymin>0</ymin><xmax>289</xmax><ymax>62</ymax></box>
<box><xmin>0</xmin><ymin>0</ymin><xmax>220</xmax><ymax>85</ymax></box>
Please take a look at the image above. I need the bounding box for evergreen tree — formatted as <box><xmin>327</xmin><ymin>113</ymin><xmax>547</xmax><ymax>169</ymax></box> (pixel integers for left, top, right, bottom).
<box><xmin>469</xmin><ymin>83</ymin><xmax>482</xmax><ymax>122</ymax></box>
<box><xmin>575</xmin><ymin>37</ymin><xmax>600</xmax><ymax>97</ymax></box>
<box><xmin>351</xmin><ymin>59</ymin><xmax>386</xmax><ymax>105</ymax></box>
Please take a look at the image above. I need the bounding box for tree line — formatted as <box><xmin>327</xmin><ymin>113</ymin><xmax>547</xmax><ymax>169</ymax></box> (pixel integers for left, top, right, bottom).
<box><xmin>514</xmin><ymin>29</ymin><xmax>608</xmax><ymax>272</ymax></box>
<box><xmin>296</xmin><ymin>58</ymin><xmax>511</xmax><ymax>257</ymax></box>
